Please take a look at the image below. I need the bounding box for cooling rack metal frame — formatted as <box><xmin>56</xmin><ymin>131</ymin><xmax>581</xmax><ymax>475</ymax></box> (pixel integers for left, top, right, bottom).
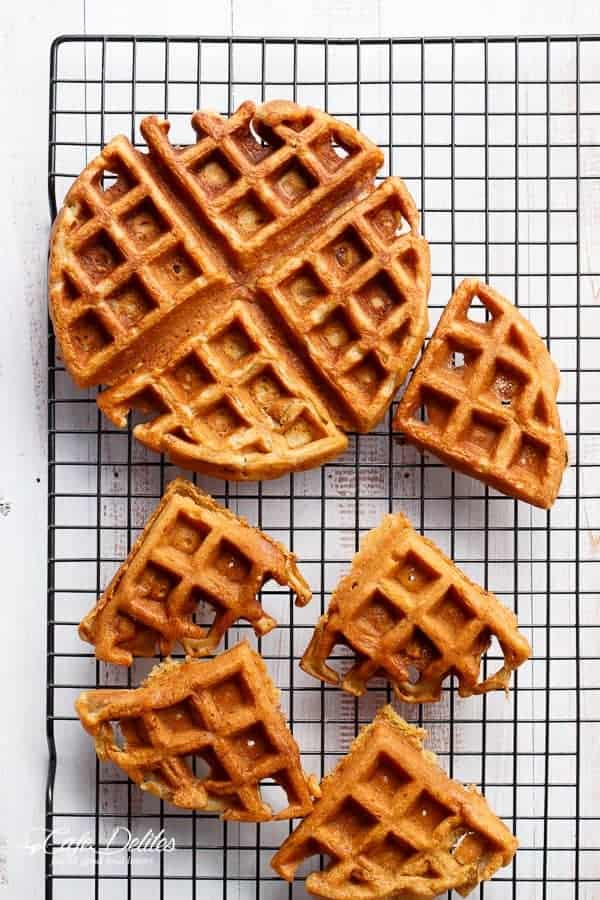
<box><xmin>47</xmin><ymin>34</ymin><xmax>600</xmax><ymax>899</ymax></box>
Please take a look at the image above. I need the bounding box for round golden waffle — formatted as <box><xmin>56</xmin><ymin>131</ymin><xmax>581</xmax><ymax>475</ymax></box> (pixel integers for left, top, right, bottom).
<box><xmin>49</xmin><ymin>100</ymin><xmax>430</xmax><ymax>480</ymax></box>
<box><xmin>76</xmin><ymin>642</ymin><xmax>318</xmax><ymax>820</ymax></box>
<box><xmin>394</xmin><ymin>279</ymin><xmax>567</xmax><ymax>508</ymax></box>
<box><xmin>301</xmin><ymin>512</ymin><xmax>530</xmax><ymax>703</ymax></box>
<box><xmin>79</xmin><ymin>477</ymin><xmax>311</xmax><ymax>665</ymax></box>
<box><xmin>272</xmin><ymin>706</ymin><xmax>518</xmax><ymax>899</ymax></box>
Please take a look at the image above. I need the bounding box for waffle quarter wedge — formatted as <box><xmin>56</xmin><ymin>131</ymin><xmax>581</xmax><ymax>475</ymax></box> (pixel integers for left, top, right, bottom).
<box><xmin>79</xmin><ymin>477</ymin><xmax>310</xmax><ymax>665</ymax></box>
<box><xmin>394</xmin><ymin>279</ymin><xmax>567</xmax><ymax>508</ymax></box>
<box><xmin>49</xmin><ymin>100</ymin><xmax>430</xmax><ymax>480</ymax></box>
<box><xmin>76</xmin><ymin>642</ymin><xmax>318</xmax><ymax>819</ymax></box>
<box><xmin>272</xmin><ymin>706</ymin><xmax>517</xmax><ymax>899</ymax></box>
<box><xmin>301</xmin><ymin>513</ymin><xmax>530</xmax><ymax>703</ymax></box>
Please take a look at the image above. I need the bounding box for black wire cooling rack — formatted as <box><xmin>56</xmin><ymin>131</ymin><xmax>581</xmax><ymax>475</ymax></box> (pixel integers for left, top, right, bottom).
<box><xmin>47</xmin><ymin>35</ymin><xmax>600</xmax><ymax>899</ymax></box>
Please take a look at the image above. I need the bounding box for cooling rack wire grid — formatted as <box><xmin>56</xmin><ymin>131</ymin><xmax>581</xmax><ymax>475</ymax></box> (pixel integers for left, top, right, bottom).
<box><xmin>47</xmin><ymin>35</ymin><xmax>600</xmax><ymax>899</ymax></box>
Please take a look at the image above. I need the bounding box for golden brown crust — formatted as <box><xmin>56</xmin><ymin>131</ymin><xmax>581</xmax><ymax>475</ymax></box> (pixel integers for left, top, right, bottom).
<box><xmin>49</xmin><ymin>100</ymin><xmax>430</xmax><ymax>480</ymax></box>
<box><xmin>301</xmin><ymin>512</ymin><xmax>530</xmax><ymax>703</ymax></box>
<box><xmin>394</xmin><ymin>279</ymin><xmax>568</xmax><ymax>508</ymax></box>
<box><xmin>75</xmin><ymin>641</ymin><xmax>319</xmax><ymax>820</ymax></box>
<box><xmin>79</xmin><ymin>477</ymin><xmax>311</xmax><ymax>665</ymax></box>
<box><xmin>272</xmin><ymin>705</ymin><xmax>518</xmax><ymax>898</ymax></box>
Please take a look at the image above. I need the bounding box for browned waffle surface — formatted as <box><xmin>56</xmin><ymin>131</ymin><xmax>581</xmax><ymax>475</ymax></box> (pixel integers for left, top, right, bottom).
<box><xmin>272</xmin><ymin>706</ymin><xmax>517</xmax><ymax>899</ymax></box>
<box><xmin>79</xmin><ymin>477</ymin><xmax>311</xmax><ymax>665</ymax></box>
<box><xmin>301</xmin><ymin>513</ymin><xmax>530</xmax><ymax>703</ymax></box>
<box><xmin>76</xmin><ymin>641</ymin><xmax>318</xmax><ymax>820</ymax></box>
<box><xmin>49</xmin><ymin>100</ymin><xmax>430</xmax><ymax>480</ymax></box>
<box><xmin>394</xmin><ymin>278</ymin><xmax>567</xmax><ymax>508</ymax></box>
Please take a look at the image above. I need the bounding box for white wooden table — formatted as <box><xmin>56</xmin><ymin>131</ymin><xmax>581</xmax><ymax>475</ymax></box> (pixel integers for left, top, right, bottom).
<box><xmin>1</xmin><ymin>1</ymin><xmax>599</xmax><ymax>897</ymax></box>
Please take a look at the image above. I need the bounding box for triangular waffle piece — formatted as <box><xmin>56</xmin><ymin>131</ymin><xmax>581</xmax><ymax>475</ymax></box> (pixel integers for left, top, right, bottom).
<box><xmin>272</xmin><ymin>706</ymin><xmax>517</xmax><ymax>899</ymax></box>
<box><xmin>76</xmin><ymin>641</ymin><xmax>318</xmax><ymax>820</ymax></box>
<box><xmin>394</xmin><ymin>279</ymin><xmax>567</xmax><ymax>508</ymax></box>
<box><xmin>79</xmin><ymin>477</ymin><xmax>310</xmax><ymax>665</ymax></box>
<box><xmin>301</xmin><ymin>513</ymin><xmax>530</xmax><ymax>703</ymax></box>
<box><xmin>49</xmin><ymin>100</ymin><xmax>430</xmax><ymax>480</ymax></box>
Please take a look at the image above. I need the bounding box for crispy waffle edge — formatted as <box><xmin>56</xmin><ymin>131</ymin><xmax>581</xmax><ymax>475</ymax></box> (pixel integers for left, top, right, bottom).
<box><xmin>49</xmin><ymin>100</ymin><xmax>431</xmax><ymax>480</ymax></box>
<box><xmin>300</xmin><ymin>511</ymin><xmax>531</xmax><ymax>703</ymax></box>
<box><xmin>79</xmin><ymin>477</ymin><xmax>311</xmax><ymax>664</ymax></box>
<box><xmin>393</xmin><ymin>278</ymin><xmax>568</xmax><ymax>509</ymax></box>
<box><xmin>271</xmin><ymin>705</ymin><xmax>518</xmax><ymax>899</ymax></box>
<box><xmin>75</xmin><ymin>640</ymin><xmax>320</xmax><ymax>820</ymax></box>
